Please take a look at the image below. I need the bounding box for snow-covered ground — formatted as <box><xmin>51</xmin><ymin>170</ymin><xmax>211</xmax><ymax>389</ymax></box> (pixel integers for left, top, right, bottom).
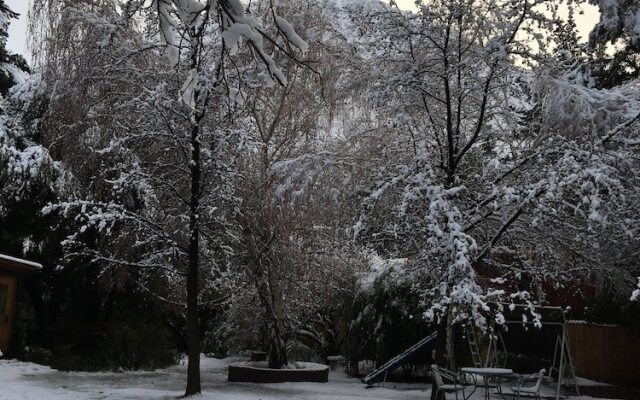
<box><xmin>1</xmin><ymin>355</ymin><xmax>612</xmax><ymax>400</ymax></box>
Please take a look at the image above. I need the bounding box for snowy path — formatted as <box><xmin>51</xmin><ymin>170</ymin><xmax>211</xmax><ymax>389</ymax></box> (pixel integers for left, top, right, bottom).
<box><xmin>1</xmin><ymin>356</ymin><xmax>611</xmax><ymax>400</ymax></box>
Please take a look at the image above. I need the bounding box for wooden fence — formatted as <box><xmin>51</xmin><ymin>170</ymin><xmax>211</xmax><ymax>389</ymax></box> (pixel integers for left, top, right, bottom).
<box><xmin>568</xmin><ymin>322</ymin><xmax>640</xmax><ymax>384</ymax></box>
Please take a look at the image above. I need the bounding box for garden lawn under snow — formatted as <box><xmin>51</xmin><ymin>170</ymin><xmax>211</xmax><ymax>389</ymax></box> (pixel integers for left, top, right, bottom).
<box><xmin>1</xmin><ymin>355</ymin><xmax>611</xmax><ymax>400</ymax></box>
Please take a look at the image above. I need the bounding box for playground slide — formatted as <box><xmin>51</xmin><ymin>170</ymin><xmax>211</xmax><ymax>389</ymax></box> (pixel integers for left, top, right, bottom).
<box><xmin>361</xmin><ymin>332</ymin><xmax>438</xmax><ymax>385</ymax></box>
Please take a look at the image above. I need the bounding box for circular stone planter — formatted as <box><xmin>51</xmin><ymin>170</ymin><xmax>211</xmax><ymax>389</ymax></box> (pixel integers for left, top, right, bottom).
<box><xmin>228</xmin><ymin>361</ymin><xmax>329</xmax><ymax>383</ymax></box>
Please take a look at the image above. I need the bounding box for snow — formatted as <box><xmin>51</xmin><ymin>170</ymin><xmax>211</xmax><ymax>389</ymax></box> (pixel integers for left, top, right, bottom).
<box><xmin>631</xmin><ymin>278</ymin><xmax>640</xmax><ymax>301</ymax></box>
<box><xmin>357</xmin><ymin>254</ymin><xmax>407</xmax><ymax>292</ymax></box>
<box><xmin>568</xmin><ymin>320</ymin><xmax>620</xmax><ymax>327</ymax></box>
<box><xmin>460</xmin><ymin>367</ymin><xmax>513</xmax><ymax>375</ymax></box>
<box><xmin>231</xmin><ymin>361</ymin><xmax>328</xmax><ymax>371</ymax></box>
<box><xmin>174</xmin><ymin>0</ymin><xmax>206</xmax><ymax>29</ymax></box>
<box><xmin>591</xmin><ymin>0</ymin><xmax>640</xmax><ymax>46</ymax></box>
<box><xmin>1</xmin><ymin>63</ymin><xmax>27</xmax><ymax>86</ymax></box>
<box><xmin>0</xmin><ymin>253</ymin><xmax>42</xmax><ymax>269</ymax></box>
<box><xmin>157</xmin><ymin>0</ymin><xmax>180</xmax><ymax>66</ymax></box>
<box><xmin>180</xmin><ymin>68</ymin><xmax>199</xmax><ymax>109</ymax></box>
<box><xmin>225</xmin><ymin>0</ymin><xmax>245</xmax><ymax>17</ymax></box>
<box><xmin>576</xmin><ymin>377</ymin><xmax>613</xmax><ymax>387</ymax></box>
<box><xmin>0</xmin><ymin>356</ymin><xmax>612</xmax><ymax>400</ymax></box>
<box><xmin>3</xmin><ymin>2</ymin><xmax>638</xmax><ymax>399</ymax></box>
<box><xmin>10</xmin><ymin>74</ymin><xmax>45</xmax><ymax>110</ymax></box>
<box><xmin>0</xmin><ymin>356</ymin><xmax>424</xmax><ymax>400</ymax></box>
<box><xmin>220</xmin><ymin>21</ymin><xmax>287</xmax><ymax>84</ymax></box>
<box><xmin>275</xmin><ymin>16</ymin><xmax>308</xmax><ymax>52</ymax></box>
<box><xmin>222</xmin><ymin>22</ymin><xmax>262</xmax><ymax>55</ymax></box>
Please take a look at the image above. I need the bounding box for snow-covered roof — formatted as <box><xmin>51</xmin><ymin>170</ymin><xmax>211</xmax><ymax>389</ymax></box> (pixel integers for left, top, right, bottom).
<box><xmin>0</xmin><ymin>253</ymin><xmax>43</xmax><ymax>273</ymax></box>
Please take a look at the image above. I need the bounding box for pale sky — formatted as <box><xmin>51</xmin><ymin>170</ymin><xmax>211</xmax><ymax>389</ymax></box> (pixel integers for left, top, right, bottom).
<box><xmin>4</xmin><ymin>0</ymin><xmax>600</xmax><ymax>68</ymax></box>
<box><xmin>5</xmin><ymin>0</ymin><xmax>29</xmax><ymax>64</ymax></box>
<box><xmin>392</xmin><ymin>0</ymin><xmax>600</xmax><ymax>42</ymax></box>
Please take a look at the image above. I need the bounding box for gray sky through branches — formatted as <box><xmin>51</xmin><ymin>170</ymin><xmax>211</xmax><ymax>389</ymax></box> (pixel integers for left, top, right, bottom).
<box><xmin>4</xmin><ymin>0</ymin><xmax>600</xmax><ymax>68</ymax></box>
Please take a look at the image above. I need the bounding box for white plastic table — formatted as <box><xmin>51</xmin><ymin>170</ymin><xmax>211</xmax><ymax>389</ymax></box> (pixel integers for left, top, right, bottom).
<box><xmin>460</xmin><ymin>367</ymin><xmax>514</xmax><ymax>400</ymax></box>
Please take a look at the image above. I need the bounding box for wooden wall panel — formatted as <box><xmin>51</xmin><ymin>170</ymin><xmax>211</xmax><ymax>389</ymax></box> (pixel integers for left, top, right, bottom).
<box><xmin>568</xmin><ymin>322</ymin><xmax>640</xmax><ymax>384</ymax></box>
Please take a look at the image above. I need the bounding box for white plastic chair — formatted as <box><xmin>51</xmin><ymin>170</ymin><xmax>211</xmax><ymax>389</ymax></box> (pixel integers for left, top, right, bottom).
<box><xmin>511</xmin><ymin>369</ymin><xmax>546</xmax><ymax>400</ymax></box>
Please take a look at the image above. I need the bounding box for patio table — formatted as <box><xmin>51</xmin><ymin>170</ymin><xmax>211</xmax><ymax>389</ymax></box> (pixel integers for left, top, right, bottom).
<box><xmin>460</xmin><ymin>367</ymin><xmax>514</xmax><ymax>400</ymax></box>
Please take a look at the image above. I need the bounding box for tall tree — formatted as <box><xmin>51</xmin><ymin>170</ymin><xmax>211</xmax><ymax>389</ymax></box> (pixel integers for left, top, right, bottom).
<box><xmin>0</xmin><ymin>1</ymin><xmax>56</xmax><ymax>256</ymax></box>
<box><xmin>350</xmin><ymin>0</ymin><xmax>640</xmax><ymax>368</ymax></box>
<box><xmin>588</xmin><ymin>0</ymin><xmax>640</xmax><ymax>87</ymax></box>
<box><xmin>235</xmin><ymin>0</ymin><xmax>347</xmax><ymax>369</ymax></box>
<box><xmin>30</xmin><ymin>0</ymin><xmax>307</xmax><ymax>395</ymax></box>
<box><xmin>0</xmin><ymin>0</ymin><xmax>29</xmax><ymax>94</ymax></box>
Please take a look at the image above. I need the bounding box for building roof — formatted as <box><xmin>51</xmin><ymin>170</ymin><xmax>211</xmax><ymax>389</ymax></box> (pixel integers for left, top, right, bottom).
<box><xmin>0</xmin><ymin>253</ymin><xmax>43</xmax><ymax>274</ymax></box>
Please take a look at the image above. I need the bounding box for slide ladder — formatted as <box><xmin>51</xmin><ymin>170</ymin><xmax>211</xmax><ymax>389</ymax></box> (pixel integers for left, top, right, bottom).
<box><xmin>362</xmin><ymin>332</ymin><xmax>438</xmax><ymax>385</ymax></box>
<box><xmin>465</xmin><ymin>326</ymin><xmax>482</xmax><ymax>368</ymax></box>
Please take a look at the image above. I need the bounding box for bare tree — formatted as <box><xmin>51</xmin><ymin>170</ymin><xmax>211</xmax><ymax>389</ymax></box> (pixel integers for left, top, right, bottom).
<box><xmin>30</xmin><ymin>0</ymin><xmax>307</xmax><ymax>395</ymax></box>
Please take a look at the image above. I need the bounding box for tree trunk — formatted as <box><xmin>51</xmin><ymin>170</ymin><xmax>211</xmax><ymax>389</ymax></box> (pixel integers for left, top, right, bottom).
<box><xmin>253</xmin><ymin>258</ymin><xmax>288</xmax><ymax>369</ymax></box>
<box><xmin>435</xmin><ymin>319</ymin><xmax>447</xmax><ymax>366</ymax></box>
<box><xmin>445</xmin><ymin>311</ymin><xmax>456</xmax><ymax>370</ymax></box>
<box><xmin>185</xmin><ymin>117</ymin><xmax>202</xmax><ymax>396</ymax></box>
<box><xmin>185</xmin><ymin>240</ymin><xmax>201</xmax><ymax>396</ymax></box>
<box><xmin>434</xmin><ymin>311</ymin><xmax>456</xmax><ymax>370</ymax></box>
<box><xmin>240</xmin><ymin>220</ymin><xmax>288</xmax><ymax>369</ymax></box>
<box><xmin>432</xmin><ymin>316</ymin><xmax>455</xmax><ymax>400</ymax></box>
<box><xmin>266</xmin><ymin>274</ymin><xmax>288</xmax><ymax>369</ymax></box>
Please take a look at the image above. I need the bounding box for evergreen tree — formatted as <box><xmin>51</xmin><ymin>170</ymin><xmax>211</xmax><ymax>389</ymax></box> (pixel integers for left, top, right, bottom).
<box><xmin>0</xmin><ymin>1</ymin><xmax>28</xmax><ymax>95</ymax></box>
<box><xmin>588</xmin><ymin>0</ymin><xmax>640</xmax><ymax>87</ymax></box>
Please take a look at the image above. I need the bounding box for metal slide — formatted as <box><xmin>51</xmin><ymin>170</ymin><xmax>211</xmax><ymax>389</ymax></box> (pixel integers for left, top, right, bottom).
<box><xmin>361</xmin><ymin>332</ymin><xmax>438</xmax><ymax>385</ymax></box>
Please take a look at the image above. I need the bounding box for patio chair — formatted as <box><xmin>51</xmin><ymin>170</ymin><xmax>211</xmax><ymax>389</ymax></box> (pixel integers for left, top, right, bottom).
<box><xmin>431</xmin><ymin>365</ymin><xmax>469</xmax><ymax>400</ymax></box>
<box><xmin>510</xmin><ymin>369</ymin><xmax>546</xmax><ymax>400</ymax></box>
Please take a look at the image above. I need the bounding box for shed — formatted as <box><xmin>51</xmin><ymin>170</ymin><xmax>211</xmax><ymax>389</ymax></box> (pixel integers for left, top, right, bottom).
<box><xmin>0</xmin><ymin>253</ymin><xmax>42</xmax><ymax>355</ymax></box>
